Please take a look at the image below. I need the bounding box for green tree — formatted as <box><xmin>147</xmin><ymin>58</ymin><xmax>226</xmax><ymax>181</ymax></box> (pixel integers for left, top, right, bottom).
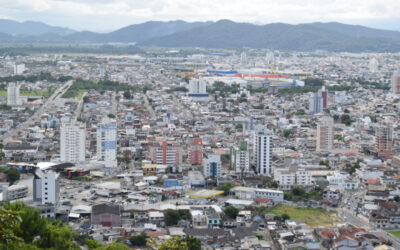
<box><xmin>394</xmin><ymin>196</ymin><xmax>400</xmax><ymax>202</ymax></box>
<box><xmin>86</xmin><ymin>238</ymin><xmax>101</xmax><ymax>249</ymax></box>
<box><xmin>224</xmin><ymin>206</ymin><xmax>239</xmax><ymax>219</ymax></box>
<box><xmin>158</xmin><ymin>236</ymin><xmax>189</xmax><ymax>250</ymax></box>
<box><xmin>34</xmin><ymin>221</ymin><xmax>79</xmax><ymax>249</ymax></box>
<box><xmin>129</xmin><ymin>233</ymin><xmax>147</xmax><ymax>247</ymax></box>
<box><xmin>217</xmin><ymin>183</ymin><xmax>234</xmax><ymax>196</ymax></box>
<box><xmin>83</xmin><ymin>96</ymin><xmax>90</xmax><ymax>103</ymax></box>
<box><xmin>95</xmin><ymin>242</ymin><xmax>130</xmax><ymax>250</ymax></box>
<box><xmin>3</xmin><ymin>202</ymin><xmax>46</xmax><ymax>244</ymax></box>
<box><xmin>185</xmin><ymin>235</ymin><xmax>201</xmax><ymax>250</ymax></box>
<box><xmin>164</xmin><ymin>209</ymin><xmax>181</xmax><ymax>226</ymax></box>
<box><xmin>0</xmin><ymin>208</ymin><xmax>23</xmax><ymax>247</ymax></box>
<box><xmin>6</xmin><ymin>168</ymin><xmax>20</xmax><ymax>185</ymax></box>
<box><xmin>107</xmin><ymin>113</ymin><xmax>116</xmax><ymax>119</ymax></box>
<box><xmin>281</xmin><ymin>213</ymin><xmax>290</xmax><ymax>220</ymax></box>
<box><xmin>283</xmin><ymin>129</ymin><xmax>292</xmax><ymax>138</ymax></box>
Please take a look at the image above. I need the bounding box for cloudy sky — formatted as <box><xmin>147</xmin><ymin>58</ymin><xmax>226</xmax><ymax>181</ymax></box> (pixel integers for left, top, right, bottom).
<box><xmin>1</xmin><ymin>0</ymin><xmax>400</xmax><ymax>32</ymax></box>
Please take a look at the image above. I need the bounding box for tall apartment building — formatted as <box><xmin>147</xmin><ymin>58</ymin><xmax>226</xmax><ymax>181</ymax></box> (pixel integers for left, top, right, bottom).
<box><xmin>13</xmin><ymin>63</ymin><xmax>25</xmax><ymax>75</ymax></box>
<box><xmin>393</xmin><ymin>69</ymin><xmax>400</xmax><ymax>94</ymax></box>
<box><xmin>97</xmin><ymin>118</ymin><xmax>117</xmax><ymax>167</ymax></box>
<box><xmin>189</xmin><ymin>137</ymin><xmax>203</xmax><ymax>165</ymax></box>
<box><xmin>60</xmin><ymin>122</ymin><xmax>86</xmax><ymax>163</ymax></box>
<box><xmin>150</xmin><ymin>141</ymin><xmax>182</xmax><ymax>165</ymax></box>
<box><xmin>375</xmin><ymin>124</ymin><xmax>394</xmax><ymax>160</ymax></box>
<box><xmin>316</xmin><ymin>116</ymin><xmax>334</xmax><ymax>152</ymax></box>
<box><xmin>231</xmin><ymin>141</ymin><xmax>250</xmax><ymax>174</ymax></box>
<box><xmin>188</xmin><ymin>78</ymin><xmax>209</xmax><ymax>101</ymax></box>
<box><xmin>253</xmin><ymin>127</ymin><xmax>273</xmax><ymax>176</ymax></box>
<box><xmin>7</xmin><ymin>82</ymin><xmax>21</xmax><ymax>106</ymax></box>
<box><xmin>309</xmin><ymin>89</ymin><xmax>326</xmax><ymax>114</ymax></box>
<box><xmin>203</xmin><ymin>154</ymin><xmax>221</xmax><ymax>179</ymax></box>
<box><xmin>33</xmin><ymin>168</ymin><xmax>59</xmax><ymax>205</ymax></box>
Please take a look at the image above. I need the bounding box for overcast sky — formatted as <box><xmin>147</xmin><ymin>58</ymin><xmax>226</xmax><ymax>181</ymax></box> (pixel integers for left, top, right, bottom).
<box><xmin>1</xmin><ymin>0</ymin><xmax>400</xmax><ymax>32</ymax></box>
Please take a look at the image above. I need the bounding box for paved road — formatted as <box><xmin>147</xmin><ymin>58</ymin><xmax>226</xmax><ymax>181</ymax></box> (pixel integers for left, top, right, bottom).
<box><xmin>143</xmin><ymin>94</ymin><xmax>156</xmax><ymax>119</ymax></box>
<box><xmin>73</xmin><ymin>92</ymin><xmax>87</xmax><ymax>121</ymax></box>
<box><xmin>2</xmin><ymin>80</ymin><xmax>73</xmax><ymax>143</ymax></box>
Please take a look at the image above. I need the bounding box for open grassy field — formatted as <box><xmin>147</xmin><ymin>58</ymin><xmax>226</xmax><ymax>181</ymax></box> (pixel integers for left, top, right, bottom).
<box><xmin>0</xmin><ymin>90</ymin><xmax>51</xmax><ymax>98</ymax></box>
<box><xmin>269</xmin><ymin>205</ymin><xmax>340</xmax><ymax>227</ymax></box>
<box><xmin>388</xmin><ymin>231</ymin><xmax>400</xmax><ymax>239</ymax></box>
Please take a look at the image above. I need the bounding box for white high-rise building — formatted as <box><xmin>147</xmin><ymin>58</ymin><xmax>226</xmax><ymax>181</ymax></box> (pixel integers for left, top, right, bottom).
<box><xmin>33</xmin><ymin>168</ymin><xmax>59</xmax><ymax>205</ymax></box>
<box><xmin>188</xmin><ymin>78</ymin><xmax>209</xmax><ymax>100</ymax></box>
<box><xmin>309</xmin><ymin>91</ymin><xmax>323</xmax><ymax>114</ymax></box>
<box><xmin>60</xmin><ymin>122</ymin><xmax>86</xmax><ymax>163</ymax></box>
<box><xmin>7</xmin><ymin>82</ymin><xmax>21</xmax><ymax>106</ymax></box>
<box><xmin>203</xmin><ymin>154</ymin><xmax>221</xmax><ymax>179</ymax></box>
<box><xmin>369</xmin><ymin>58</ymin><xmax>378</xmax><ymax>73</ymax></box>
<box><xmin>13</xmin><ymin>63</ymin><xmax>25</xmax><ymax>75</ymax></box>
<box><xmin>253</xmin><ymin>127</ymin><xmax>273</xmax><ymax>176</ymax></box>
<box><xmin>317</xmin><ymin>116</ymin><xmax>334</xmax><ymax>152</ymax></box>
<box><xmin>97</xmin><ymin>118</ymin><xmax>117</xmax><ymax>167</ymax></box>
<box><xmin>231</xmin><ymin>141</ymin><xmax>250</xmax><ymax>174</ymax></box>
<box><xmin>240</xmin><ymin>51</ymin><xmax>248</xmax><ymax>65</ymax></box>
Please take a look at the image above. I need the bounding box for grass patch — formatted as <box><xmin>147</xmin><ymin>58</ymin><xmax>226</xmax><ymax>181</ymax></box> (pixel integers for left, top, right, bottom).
<box><xmin>76</xmin><ymin>90</ymin><xmax>85</xmax><ymax>100</ymax></box>
<box><xmin>0</xmin><ymin>90</ymin><xmax>51</xmax><ymax>98</ymax></box>
<box><xmin>388</xmin><ymin>231</ymin><xmax>400</xmax><ymax>239</ymax></box>
<box><xmin>269</xmin><ymin>205</ymin><xmax>339</xmax><ymax>227</ymax></box>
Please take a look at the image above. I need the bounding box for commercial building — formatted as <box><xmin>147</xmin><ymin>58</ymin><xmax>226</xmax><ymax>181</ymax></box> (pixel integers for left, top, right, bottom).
<box><xmin>0</xmin><ymin>184</ymin><xmax>28</xmax><ymax>201</ymax></box>
<box><xmin>203</xmin><ymin>154</ymin><xmax>222</xmax><ymax>179</ymax></box>
<box><xmin>97</xmin><ymin>118</ymin><xmax>117</xmax><ymax>167</ymax></box>
<box><xmin>253</xmin><ymin>127</ymin><xmax>273</xmax><ymax>176</ymax></box>
<box><xmin>231</xmin><ymin>186</ymin><xmax>284</xmax><ymax>202</ymax></box>
<box><xmin>231</xmin><ymin>141</ymin><xmax>250</xmax><ymax>174</ymax></box>
<box><xmin>33</xmin><ymin>168</ymin><xmax>59</xmax><ymax>205</ymax></box>
<box><xmin>375</xmin><ymin>123</ymin><xmax>394</xmax><ymax>160</ymax></box>
<box><xmin>316</xmin><ymin>116</ymin><xmax>334</xmax><ymax>152</ymax></box>
<box><xmin>393</xmin><ymin>69</ymin><xmax>400</xmax><ymax>94</ymax></box>
<box><xmin>150</xmin><ymin>141</ymin><xmax>182</xmax><ymax>166</ymax></box>
<box><xmin>189</xmin><ymin>137</ymin><xmax>203</xmax><ymax>165</ymax></box>
<box><xmin>7</xmin><ymin>82</ymin><xmax>21</xmax><ymax>106</ymax></box>
<box><xmin>60</xmin><ymin>122</ymin><xmax>86</xmax><ymax>163</ymax></box>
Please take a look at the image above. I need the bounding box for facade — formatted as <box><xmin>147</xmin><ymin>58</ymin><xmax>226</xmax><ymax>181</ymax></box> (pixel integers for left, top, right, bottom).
<box><xmin>231</xmin><ymin>186</ymin><xmax>284</xmax><ymax>202</ymax></box>
<box><xmin>91</xmin><ymin>203</ymin><xmax>121</xmax><ymax>227</ymax></box>
<box><xmin>1</xmin><ymin>184</ymin><xmax>28</xmax><ymax>201</ymax></box>
<box><xmin>320</xmin><ymin>87</ymin><xmax>328</xmax><ymax>108</ymax></box>
<box><xmin>230</xmin><ymin>141</ymin><xmax>250</xmax><ymax>174</ymax></box>
<box><xmin>189</xmin><ymin>137</ymin><xmax>203</xmax><ymax>165</ymax></box>
<box><xmin>253</xmin><ymin>127</ymin><xmax>273</xmax><ymax>176</ymax></box>
<box><xmin>276</xmin><ymin>167</ymin><xmax>313</xmax><ymax>190</ymax></box>
<box><xmin>60</xmin><ymin>122</ymin><xmax>86</xmax><ymax>163</ymax></box>
<box><xmin>33</xmin><ymin>168</ymin><xmax>59</xmax><ymax>205</ymax></box>
<box><xmin>392</xmin><ymin>69</ymin><xmax>400</xmax><ymax>94</ymax></box>
<box><xmin>150</xmin><ymin>141</ymin><xmax>182</xmax><ymax>165</ymax></box>
<box><xmin>203</xmin><ymin>154</ymin><xmax>222</xmax><ymax>179</ymax></box>
<box><xmin>375</xmin><ymin>123</ymin><xmax>394</xmax><ymax>160</ymax></box>
<box><xmin>7</xmin><ymin>82</ymin><xmax>21</xmax><ymax>106</ymax></box>
<box><xmin>13</xmin><ymin>63</ymin><xmax>25</xmax><ymax>75</ymax></box>
<box><xmin>316</xmin><ymin>116</ymin><xmax>334</xmax><ymax>152</ymax></box>
<box><xmin>188</xmin><ymin>78</ymin><xmax>209</xmax><ymax>101</ymax></box>
<box><xmin>96</xmin><ymin>118</ymin><xmax>117</xmax><ymax>167</ymax></box>
<box><xmin>309</xmin><ymin>91</ymin><xmax>323</xmax><ymax>114</ymax></box>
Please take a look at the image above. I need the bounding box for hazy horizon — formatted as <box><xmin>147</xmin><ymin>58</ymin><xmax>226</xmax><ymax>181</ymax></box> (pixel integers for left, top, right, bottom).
<box><xmin>1</xmin><ymin>0</ymin><xmax>400</xmax><ymax>32</ymax></box>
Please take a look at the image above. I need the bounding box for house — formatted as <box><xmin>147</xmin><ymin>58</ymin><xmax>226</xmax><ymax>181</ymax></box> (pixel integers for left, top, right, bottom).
<box><xmin>205</xmin><ymin>207</ymin><xmax>221</xmax><ymax>228</ymax></box>
<box><xmin>148</xmin><ymin>211</ymin><xmax>164</xmax><ymax>226</ymax></box>
<box><xmin>91</xmin><ymin>204</ymin><xmax>121</xmax><ymax>227</ymax></box>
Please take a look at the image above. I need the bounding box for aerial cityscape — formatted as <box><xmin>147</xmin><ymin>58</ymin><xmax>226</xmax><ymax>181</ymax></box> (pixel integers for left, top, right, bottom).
<box><xmin>2</xmin><ymin>1</ymin><xmax>400</xmax><ymax>250</ymax></box>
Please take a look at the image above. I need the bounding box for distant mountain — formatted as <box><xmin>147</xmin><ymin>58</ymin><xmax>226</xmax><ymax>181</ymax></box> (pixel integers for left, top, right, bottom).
<box><xmin>1</xmin><ymin>19</ymin><xmax>400</xmax><ymax>52</ymax></box>
<box><xmin>0</xmin><ymin>19</ymin><xmax>75</xmax><ymax>36</ymax></box>
<box><xmin>139</xmin><ymin>20</ymin><xmax>400</xmax><ymax>52</ymax></box>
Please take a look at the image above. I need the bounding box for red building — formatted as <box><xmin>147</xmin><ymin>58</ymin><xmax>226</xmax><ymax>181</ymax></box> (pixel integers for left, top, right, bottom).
<box><xmin>189</xmin><ymin>138</ymin><xmax>203</xmax><ymax>165</ymax></box>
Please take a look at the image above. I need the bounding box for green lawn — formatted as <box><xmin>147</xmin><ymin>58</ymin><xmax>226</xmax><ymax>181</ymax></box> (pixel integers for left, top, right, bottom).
<box><xmin>388</xmin><ymin>231</ymin><xmax>400</xmax><ymax>239</ymax></box>
<box><xmin>269</xmin><ymin>205</ymin><xmax>339</xmax><ymax>227</ymax></box>
<box><xmin>0</xmin><ymin>90</ymin><xmax>51</xmax><ymax>98</ymax></box>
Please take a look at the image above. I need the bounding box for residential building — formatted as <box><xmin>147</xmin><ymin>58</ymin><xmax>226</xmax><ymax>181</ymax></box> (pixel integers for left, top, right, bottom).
<box><xmin>253</xmin><ymin>127</ymin><xmax>273</xmax><ymax>176</ymax></box>
<box><xmin>150</xmin><ymin>141</ymin><xmax>182</xmax><ymax>166</ymax></box>
<box><xmin>309</xmin><ymin>91</ymin><xmax>323</xmax><ymax>114</ymax></box>
<box><xmin>203</xmin><ymin>154</ymin><xmax>221</xmax><ymax>179</ymax></box>
<box><xmin>0</xmin><ymin>184</ymin><xmax>28</xmax><ymax>201</ymax></box>
<box><xmin>375</xmin><ymin>123</ymin><xmax>394</xmax><ymax>160</ymax></box>
<box><xmin>188</xmin><ymin>78</ymin><xmax>208</xmax><ymax>97</ymax></box>
<box><xmin>189</xmin><ymin>137</ymin><xmax>203</xmax><ymax>165</ymax></box>
<box><xmin>13</xmin><ymin>63</ymin><xmax>25</xmax><ymax>75</ymax></box>
<box><xmin>33</xmin><ymin>168</ymin><xmax>59</xmax><ymax>205</ymax></box>
<box><xmin>97</xmin><ymin>118</ymin><xmax>117</xmax><ymax>167</ymax></box>
<box><xmin>60</xmin><ymin>122</ymin><xmax>86</xmax><ymax>163</ymax></box>
<box><xmin>7</xmin><ymin>82</ymin><xmax>21</xmax><ymax>106</ymax></box>
<box><xmin>392</xmin><ymin>69</ymin><xmax>400</xmax><ymax>94</ymax></box>
<box><xmin>317</xmin><ymin>116</ymin><xmax>334</xmax><ymax>152</ymax></box>
<box><xmin>231</xmin><ymin>141</ymin><xmax>250</xmax><ymax>174</ymax></box>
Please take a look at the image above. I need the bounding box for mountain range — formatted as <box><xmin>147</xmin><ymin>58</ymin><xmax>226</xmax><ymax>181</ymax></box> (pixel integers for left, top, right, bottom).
<box><xmin>1</xmin><ymin>19</ymin><xmax>400</xmax><ymax>52</ymax></box>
